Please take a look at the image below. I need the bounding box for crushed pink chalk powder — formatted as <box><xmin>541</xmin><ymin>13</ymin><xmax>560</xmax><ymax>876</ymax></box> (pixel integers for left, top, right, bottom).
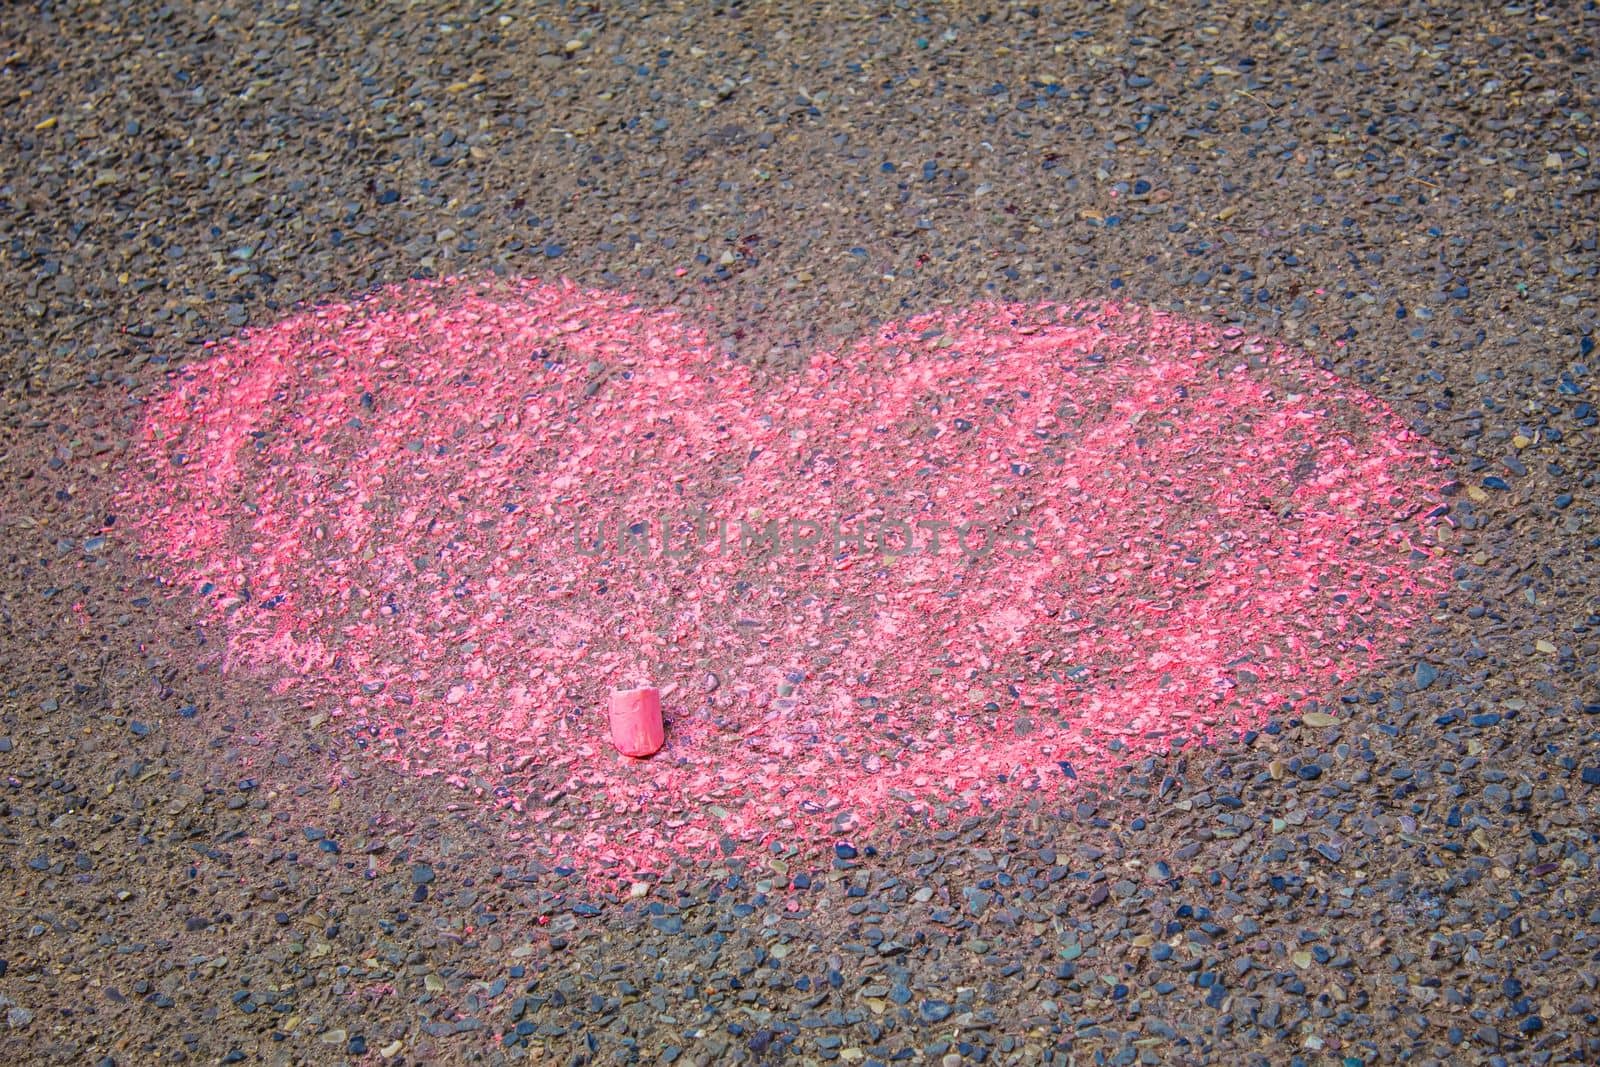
<box><xmin>122</xmin><ymin>277</ymin><xmax>1449</xmax><ymax>875</ymax></box>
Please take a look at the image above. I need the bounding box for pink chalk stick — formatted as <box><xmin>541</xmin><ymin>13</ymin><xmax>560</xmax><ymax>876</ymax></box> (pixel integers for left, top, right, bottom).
<box><xmin>609</xmin><ymin>687</ymin><xmax>664</xmax><ymax>758</ymax></box>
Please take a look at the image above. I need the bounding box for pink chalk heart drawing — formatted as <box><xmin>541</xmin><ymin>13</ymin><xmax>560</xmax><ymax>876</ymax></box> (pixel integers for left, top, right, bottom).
<box><xmin>123</xmin><ymin>277</ymin><xmax>1449</xmax><ymax>875</ymax></box>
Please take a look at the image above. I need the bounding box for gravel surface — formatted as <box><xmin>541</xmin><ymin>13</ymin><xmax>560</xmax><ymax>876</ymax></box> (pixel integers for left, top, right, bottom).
<box><xmin>2</xmin><ymin>3</ymin><xmax>1598</xmax><ymax>1065</ymax></box>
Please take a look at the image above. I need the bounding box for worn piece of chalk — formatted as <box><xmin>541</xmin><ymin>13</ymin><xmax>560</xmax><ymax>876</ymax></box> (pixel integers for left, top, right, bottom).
<box><xmin>608</xmin><ymin>687</ymin><xmax>664</xmax><ymax>758</ymax></box>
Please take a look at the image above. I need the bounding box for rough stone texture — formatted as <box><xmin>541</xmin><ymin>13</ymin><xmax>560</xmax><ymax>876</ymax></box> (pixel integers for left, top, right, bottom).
<box><xmin>1</xmin><ymin>3</ymin><xmax>1597</xmax><ymax>1066</ymax></box>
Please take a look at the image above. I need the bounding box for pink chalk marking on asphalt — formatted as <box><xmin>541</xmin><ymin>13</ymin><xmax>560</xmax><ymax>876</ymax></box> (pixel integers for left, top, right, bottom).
<box><xmin>122</xmin><ymin>277</ymin><xmax>1450</xmax><ymax>877</ymax></box>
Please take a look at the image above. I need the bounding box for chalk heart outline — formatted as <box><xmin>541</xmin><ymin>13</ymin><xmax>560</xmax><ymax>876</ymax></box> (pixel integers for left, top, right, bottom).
<box><xmin>129</xmin><ymin>277</ymin><xmax>1446</xmax><ymax>874</ymax></box>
